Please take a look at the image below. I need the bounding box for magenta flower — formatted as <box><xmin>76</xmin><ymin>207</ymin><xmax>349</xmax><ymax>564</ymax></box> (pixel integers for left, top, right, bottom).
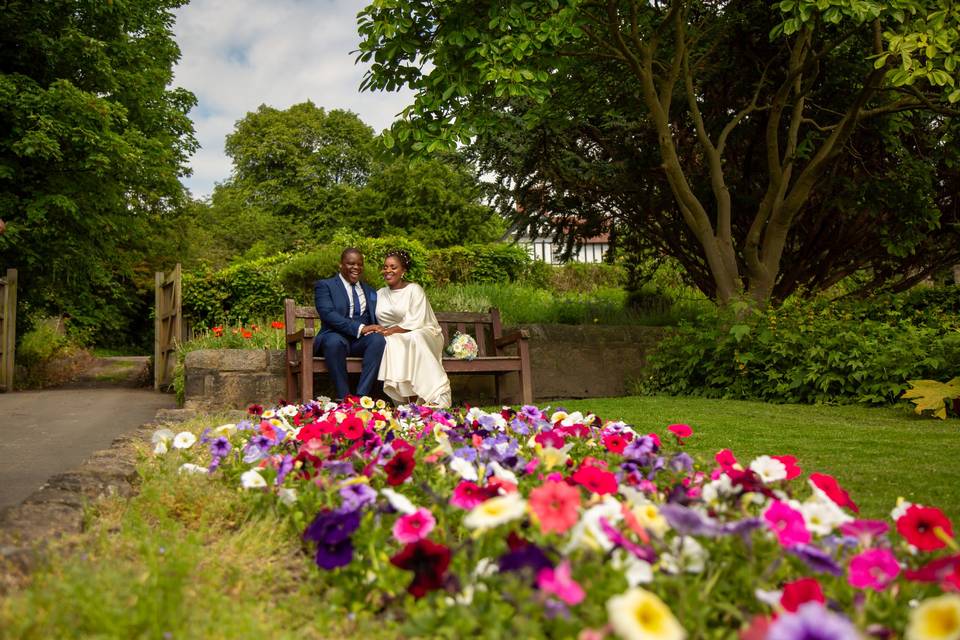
<box><xmin>536</xmin><ymin>560</ymin><xmax>585</xmax><ymax>605</ymax></box>
<box><xmin>764</xmin><ymin>501</ymin><xmax>811</xmax><ymax>547</ymax></box>
<box><xmin>847</xmin><ymin>548</ymin><xmax>900</xmax><ymax>591</ymax></box>
<box><xmin>392</xmin><ymin>508</ymin><xmax>436</xmax><ymax>544</ymax></box>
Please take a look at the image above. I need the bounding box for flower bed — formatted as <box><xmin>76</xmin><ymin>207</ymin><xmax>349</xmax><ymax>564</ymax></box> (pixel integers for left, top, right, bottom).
<box><xmin>152</xmin><ymin>399</ymin><xmax>960</xmax><ymax>639</ymax></box>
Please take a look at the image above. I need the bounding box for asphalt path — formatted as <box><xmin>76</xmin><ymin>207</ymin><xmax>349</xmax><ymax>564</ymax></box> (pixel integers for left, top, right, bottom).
<box><xmin>0</xmin><ymin>388</ymin><xmax>175</xmax><ymax>510</ymax></box>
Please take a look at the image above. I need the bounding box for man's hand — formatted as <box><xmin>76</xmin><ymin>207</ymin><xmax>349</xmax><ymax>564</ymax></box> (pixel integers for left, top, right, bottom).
<box><xmin>360</xmin><ymin>324</ymin><xmax>385</xmax><ymax>335</ymax></box>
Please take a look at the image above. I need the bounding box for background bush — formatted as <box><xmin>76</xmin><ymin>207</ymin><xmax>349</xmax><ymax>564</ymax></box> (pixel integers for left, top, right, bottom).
<box><xmin>639</xmin><ymin>297</ymin><xmax>960</xmax><ymax>405</ymax></box>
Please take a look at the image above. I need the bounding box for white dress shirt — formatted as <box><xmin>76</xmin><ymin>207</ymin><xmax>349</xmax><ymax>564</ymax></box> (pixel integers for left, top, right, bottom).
<box><xmin>338</xmin><ymin>273</ymin><xmax>367</xmax><ymax>337</ymax></box>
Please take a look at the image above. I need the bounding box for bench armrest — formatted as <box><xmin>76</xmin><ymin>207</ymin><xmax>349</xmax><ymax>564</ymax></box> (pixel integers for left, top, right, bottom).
<box><xmin>285</xmin><ymin>327</ymin><xmax>314</xmax><ymax>345</ymax></box>
<box><xmin>494</xmin><ymin>329</ymin><xmax>529</xmax><ymax>348</ymax></box>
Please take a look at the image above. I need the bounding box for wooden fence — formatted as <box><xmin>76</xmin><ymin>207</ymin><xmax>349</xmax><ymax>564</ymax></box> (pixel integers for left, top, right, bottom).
<box><xmin>155</xmin><ymin>264</ymin><xmax>182</xmax><ymax>389</ymax></box>
<box><xmin>0</xmin><ymin>268</ymin><xmax>17</xmax><ymax>392</ymax></box>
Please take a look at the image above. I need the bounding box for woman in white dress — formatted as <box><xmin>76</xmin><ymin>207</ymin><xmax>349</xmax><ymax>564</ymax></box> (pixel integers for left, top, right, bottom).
<box><xmin>373</xmin><ymin>250</ymin><xmax>452</xmax><ymax>408</ymax></box>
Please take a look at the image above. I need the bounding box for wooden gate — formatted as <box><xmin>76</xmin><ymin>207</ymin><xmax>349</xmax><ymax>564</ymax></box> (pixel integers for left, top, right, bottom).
<box><xmin>0</xmin><ymin>268</ymin><xmax>17</xmax><ymax>392</ymax></box>
<box><xmin>155</xmin><ymin>264</ymin><xmax>182</xmax><ymax>389</ymax></box>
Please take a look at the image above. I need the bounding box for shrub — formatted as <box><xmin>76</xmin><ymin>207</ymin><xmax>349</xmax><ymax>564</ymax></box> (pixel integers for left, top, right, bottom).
<box><xmin>14</xmin><ymin>318</ymin><xmax>92</xmax><ymax>388</ymax></box>
<box><xmin>276</xmin><ymin>245</ymin><xmax>343</xmax><ymax>303</ymax></box>
<box><xmin>182</xmin><ymin>255</ymin><xmax>291</xmax><ymax>329</ymax></box>
<box><xmin>639</xmin><ymin>297</ymin><xmax>960</xmax><ymax>405</ymax></box>
<box><xmin>428</xmin><ymin>243</ymin><xmax>532</xmax><ymax>286</ymax></box>
<box><xmin>549</xmin><ymin>262</ymin><xmax>627</xmax><ymax>293</ymax></box>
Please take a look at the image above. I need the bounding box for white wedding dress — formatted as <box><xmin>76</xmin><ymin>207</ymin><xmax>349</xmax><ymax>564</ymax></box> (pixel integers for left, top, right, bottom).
<box><xmin>376</xmin><ymin>283</ymin><xmax>452</xmax><ymax>408</ymax></box>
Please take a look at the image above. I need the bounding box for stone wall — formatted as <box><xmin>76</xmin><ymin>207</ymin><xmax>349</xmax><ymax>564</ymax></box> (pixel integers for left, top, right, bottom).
<box><xmin>183</xmin><ymin>324</ymin><xmax>668</xmax><ymax>410</ymax></box>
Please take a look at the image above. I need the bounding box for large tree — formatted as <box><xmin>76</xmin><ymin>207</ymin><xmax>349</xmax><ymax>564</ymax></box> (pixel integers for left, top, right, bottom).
<box><xmin>0</xmin><ymin>0</ymin><xmax>197</xmax><ymax>341</ymax></box>
<box><xmin>207</xmin><ymin>102</ymin><xmax>503</xmax><ymax>250</ymax></box>
<box><xmin>357</xmin><ymin>0</ymin><xmax>960</xmax><ymax>304</ymax></box>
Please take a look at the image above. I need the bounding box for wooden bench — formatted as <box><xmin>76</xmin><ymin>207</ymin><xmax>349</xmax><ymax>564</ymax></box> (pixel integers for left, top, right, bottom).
<box><xmin>284</xmin><ymin>299</ymin><xmax>533</xmax><ymax>405</ymax></box>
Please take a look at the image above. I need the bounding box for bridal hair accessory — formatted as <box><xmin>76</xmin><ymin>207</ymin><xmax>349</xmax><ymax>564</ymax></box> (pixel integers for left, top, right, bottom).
<box><xmin>446</xmin><ymin>332</ymin><xmax>478</xmax><ymax>360</ymax></box>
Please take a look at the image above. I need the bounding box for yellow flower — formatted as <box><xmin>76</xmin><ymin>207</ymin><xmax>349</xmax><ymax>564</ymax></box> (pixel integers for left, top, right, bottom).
<box><xmin>607</xmin><ymin>588</ymin><xmax>685</xmax><ymax>640</ymax></box>
<box><xmin>360</xmin><ymin>396</ymin><xmax>375</xmax><ymax>409</ymax></box>
<box><xmin>907</xmin><ymin>594</ymin><xmax>960</xmax><ymax>640</ymax></box>
<box><xmin>375</xmin><ymin>399</ymin><xmax>387</xmax><ymax>410</ymax></box>
<box><xmin>536</xmin><ymin>443</ymin><xmax>571</xmax><ymax>470</ymax></box>
<box><xmin>632</xmin><ymin>503</ymin><xmax>669</xmax><ymax>538</ymax></box>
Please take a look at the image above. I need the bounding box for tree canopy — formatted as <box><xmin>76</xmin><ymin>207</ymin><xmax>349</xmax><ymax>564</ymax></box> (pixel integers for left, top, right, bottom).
<box><xmin>199</xmin><ymin>102</ymin><xmax>503</xmax><ymax>260</ymax></box>
<box><xmin>357</xmin><ymin>0</ymin><xmax>960</xmax><ymax>303</ymax></box>
<box><xmin>0</xmin><ymin>0</ymin><xmax>197</xmax><ymax>342</ymax></box>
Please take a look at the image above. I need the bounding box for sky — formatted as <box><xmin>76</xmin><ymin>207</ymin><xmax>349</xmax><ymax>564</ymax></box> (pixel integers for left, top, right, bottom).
<box><xmin>171</xmin><ymin>0</ymin><xmax>414</xmax><ymax>198</ymax></box>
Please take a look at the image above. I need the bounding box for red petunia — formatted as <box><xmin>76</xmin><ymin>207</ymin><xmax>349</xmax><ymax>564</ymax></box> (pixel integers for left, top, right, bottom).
<box><xmin>389</xmin><ymin>538</ymin><xmax>452</xmax><ymax>598</ymax></box>
<box><xmin>897</xmin><ymin>505</ymin><xmax>954</xmax><ymax>551</ymax></box>
<box><xmin>247</xmin><ymin>403</ymin><xmax>264</xmax><ymax>416</ymax></box>
<box><xmin>780</xmin><ymin>577</ymin><xmax>825</xmax><ymax>613</ymax></box>
<box><xmin>809</xmin><ymin>473</ymin><xmax>859</xmax><ymax>513</ymax></box>
<box><xmin>385</xmin><ymin>450</ymin><xmax>416</xmax><ymax>486</ymax></box>
<box><xmin>715</xmin><ymin>449</ymin><xmax>738</xmax><ymax>471</ymax></box>
<box><xmin>340</xmin><ymin>415</ymin><xmax>364</xmax><ymax>440</ymax></box>
<box><xmin>904</xmin><ymin>554</ymin><xmax>960</xmax><ymax>583</ymax></box>
<box><xmin>772</xmin><ymin>455</ymin><xmax>802</xmax><ymax>480</ymax></box>
<box><xmin>535</xmin><ymin>430</ymin><xmax>566</xmax><ymax>449</ymax></box>
<box><xmin>602</xmin><ymin>433</ymin><xmax>629</xmax><ymax>454</ymax></box>
<box><xmin>572</xmin><ymin>464</ymin><xmax>618</xmax><ymax>495</ymax></box>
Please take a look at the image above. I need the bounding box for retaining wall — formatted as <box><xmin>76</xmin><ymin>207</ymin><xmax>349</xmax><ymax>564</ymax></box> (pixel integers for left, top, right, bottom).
<box><xmin>183</xmin><ymin>324</ymin><xmax>668</xmax><ymax>410</ymax></box>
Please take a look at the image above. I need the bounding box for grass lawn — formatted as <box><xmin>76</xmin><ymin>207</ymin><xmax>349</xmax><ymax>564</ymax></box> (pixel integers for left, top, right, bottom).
<box><xmin>556</xmin><ymin>395</ymin><xmax>960</xmax><ymax>520</ymax></box>
<box><xmin>1</xmin><ymin>397</ymin><xmax>957</xmax><ymax>638</ymax></box>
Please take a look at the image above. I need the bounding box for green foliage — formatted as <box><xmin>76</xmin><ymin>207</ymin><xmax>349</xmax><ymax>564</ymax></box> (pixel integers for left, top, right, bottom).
<box><xmin>16</xmin><ymin>321</ymin><xmax>71</xmax><ymax>368</ymax></box>
<box><xmin>276</xmin><ymin>245</ymin><xmax>345</xmax><ymax>303</ymax></box>
<box><xmin>640</xmin><ymin>295</ymin><xmax>960</xmax><ymax>405</ymax></box>
<box><xmin>0</xmin><ymin>0</ymin><xmax>197</xmax><ymax>345</ymax></box>
<box><xmin>182</xmin><ymin>256</ymin><xmax>291</xmax><ymax>329</ymax></box>
<box><xmin>428</xmin><ymin>243</ymin><xmax>532</xmax><ymax>286</ymax></box>
<box><xmin>902</xmin><ymin>378</ymin><xmax>960</xmax><ymax>420</ymax></box>
<box><xmin>330</xmin><ymin>230</ymin><xmax>433</xmax><ymax>288</ymax></box>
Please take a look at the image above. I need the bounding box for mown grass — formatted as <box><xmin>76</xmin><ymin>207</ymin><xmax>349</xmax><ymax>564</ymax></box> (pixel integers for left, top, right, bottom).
<box><xmin>556</xmin><ymin>396</ymin><xmax>960</xmax><ymax>519</ymax></box>
<box><xmin>1</xmin><ymin>399</ymin><xmax>957</xmax><ymax>638</ymax></box>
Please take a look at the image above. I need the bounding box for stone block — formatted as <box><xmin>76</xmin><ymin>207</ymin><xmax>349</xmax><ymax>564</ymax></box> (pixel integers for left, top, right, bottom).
<box><xmin>218</xmin><ymin>348</ymin><xmax>268</xmax><ymax>372</ymax></box>
<box><xmin>184</xmin><ymin>349</ymin><xmax>221</xmax><ymax>370</ymax></box>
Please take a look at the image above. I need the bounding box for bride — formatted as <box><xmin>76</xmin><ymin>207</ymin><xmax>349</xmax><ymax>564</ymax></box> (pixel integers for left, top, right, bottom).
<box><xmin>372</xmin><ymin>249</ymin><xmax>452</xmax><ymax>408</ymax></box>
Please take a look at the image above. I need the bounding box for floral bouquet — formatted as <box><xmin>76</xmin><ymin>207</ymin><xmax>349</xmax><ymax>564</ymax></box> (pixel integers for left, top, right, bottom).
<box><xmin>152</xmin><ymin>399</ymin><xmax>960</xmax><ymax>639</ymax></box>
<box><xmin>446</xmin><ymin>331</ymin><xmax>478</xmax><ymax>360</ymax></box>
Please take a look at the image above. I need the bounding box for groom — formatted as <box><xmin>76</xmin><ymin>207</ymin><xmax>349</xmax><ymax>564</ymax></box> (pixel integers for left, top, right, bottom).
<box><xmin>314</xmin><ymin>247</ymin><xmax>385</xmax><ymax>400</ymax></box>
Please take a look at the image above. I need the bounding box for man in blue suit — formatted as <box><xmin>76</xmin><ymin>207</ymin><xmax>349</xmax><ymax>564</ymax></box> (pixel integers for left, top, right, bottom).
<box><xmin>314</xmin><ymin>247</ymin><xmax>386</xmax><ymax>400</ymax></box>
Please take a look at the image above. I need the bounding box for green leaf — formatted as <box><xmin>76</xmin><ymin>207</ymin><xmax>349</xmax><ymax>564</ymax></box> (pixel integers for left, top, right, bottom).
<box><xmin>729</xmin><ymin>324</ymin><xmax>752</xmax><ymax>343</ymax></box>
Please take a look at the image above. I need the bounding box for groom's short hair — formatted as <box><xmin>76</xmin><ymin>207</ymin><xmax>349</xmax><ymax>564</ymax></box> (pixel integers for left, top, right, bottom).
<box><xmin>340</xmin><ymin>247</ymin><xmax>362</xmax><ymax>262</ymax></box>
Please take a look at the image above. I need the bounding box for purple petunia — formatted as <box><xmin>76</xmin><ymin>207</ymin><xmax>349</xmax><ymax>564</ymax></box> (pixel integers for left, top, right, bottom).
<box><xmin>453</xmin><ymin>446</ymin><xmax>478</xmax><ymax>462</ymax></box>
<box><xmin>623</xmin><ymin>435</ymin><xmax>657</xmax><ymax>460</ymax></box>
<box><xmin>787</xmin><ymin>544</ymin><xmax>844</xmax><ymax>576</ymax></box>
<box><xmin>303</xmin><ymin>509</ymin><xmax>362</xmax><ymax>545</ymax></box>
<box><xmin>669</xmin><ymin>452</ymin><xmax>694</xmax><ymax>472</ymax></box>
<box><xmin>338</xmin><ymin>483</ymin><xmax>377</xmax><ymax>512</ymax></box>
<box><xmin>322</xmin><ymin>460</ymin><xmax>356</xmax><ymax>477</ymax></box>
<box><xmin>209</xmin><ymin>436</ymin><xmax>231</xmax><ymax>458</ymax></box>
<box><xmin>766</xmin><ymin>602</ymin><xmax>860</xmax><ymax>640</ymax></box>
<box><xmin>314</xmin><ymin>538</ymin><xmax>354</xmax><ymax>570</ymax></box>
<box><xmin>659</xmin><ymin>504</ymin><xmax>723</xmax><ymax>537</ymax></box>
<box><xmin>275</xmin><ymin>454</ymin><xmax>294</xmax><ymax>485</ymax></box>
<box><xmin>498</xmin><ymin>544</ymin><xmax>553</xmax><ymax>575</ymax></box>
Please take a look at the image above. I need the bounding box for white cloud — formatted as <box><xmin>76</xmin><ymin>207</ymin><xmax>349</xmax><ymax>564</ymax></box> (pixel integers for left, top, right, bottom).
<box><xmin>172</xmin><ymin>0</ymin><xmax>414</xmax><ymax>198</ymax></box>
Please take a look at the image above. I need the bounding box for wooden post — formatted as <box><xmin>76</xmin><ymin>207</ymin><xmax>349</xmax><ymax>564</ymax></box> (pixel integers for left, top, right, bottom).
<box><xmin>0</xmin><ymin>268</ymin><xmax>17</xmax><ymax>392</ymax></box>
<box><xmin>154</xmin><ymin>264</ymin><xmax>182</xmax><ymax>389</ymax></box>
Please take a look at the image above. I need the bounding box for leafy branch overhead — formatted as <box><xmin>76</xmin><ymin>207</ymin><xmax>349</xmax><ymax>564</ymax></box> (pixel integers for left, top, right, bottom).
<box><xmin>357</xmin><ymin>0</ymin><xmax>960</xmax><ymax>305</ymax></box>
<box><xmin>902</xmin><ymin>377</ymin><xmax>960</xmax><ymax>420</ymax></box>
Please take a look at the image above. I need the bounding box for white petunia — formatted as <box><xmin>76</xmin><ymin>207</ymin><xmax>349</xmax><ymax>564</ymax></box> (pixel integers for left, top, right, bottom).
<box><xmin>463</xmin><ymin>493</ymin><xmax>527</xmax><ymax>530</ymax></box>
<box><xmin>749</xmin><ymin>455</ymin><xmax>788</xmax><ymax>483</ymax></box>
<box><xmin>178</xmin><ymin>463</ymin><xmax>209</xmax><ymax>475</ymax></box>
<box><xmin>277</xmin><ymin>487</ymin><xmax>298</xmax><ymax>506</ymax></box>
<box><xmin>151</xmin><ymin>428</ymin><xmax>174</xmax><ymax>454</ymax></box>
<box><xmin>800</xmin><ymin>494</ymin><xmax>852</xmax><ymax>535</ymax></box>
<box><xmin>449</xmin><ymin>456</ymin><xmax>478</xmax><ymax>481</ymax></box>
<box><xmin>701</xmin><ymin>474</ymin><xmax>735</xmax><ymax>511</ymax></box>
<box><xmin>172</xmin><ymin>431</ymin><xmax>197</xmax><ymax>449</ymax></box>
<box><xmin>488</xmin><ymin>460</ymin><xmax>518</xmax><ymax>484</ymax></box>
<box><xmin>611</xmin><ymin>550</ymin><xmax>654</xmax><ymax>587</ymax></box>
<box><xmin>380</xmin><ymin>488</ymin><xmax>417</xmax><ymax>515</ymax></box>
<box><xmin>660</xmin><ymin>536</ymin><xmax>708</xmax><ymax>574</ymax></box>
<box><xmin>279</xmin><ymin>404</ymin><xmax>299</xmax><ymax>417</ymax></box>
<box><xmin>213</xmin><ymin>423</ymin><xmax>237</xmax><ymax>437</ymax></box>
<box><xmin>891</xmin><ymin>497</ymin><xmax>914</xmax><ymax>521</ymax></box>
<box><xmin>564</xmin><ymin>495</ymin><xmax>623</xmax><ymax>553</ymax></box>
<box><xmin>240</xmin><ymin>469</ymin><xmax>266</xmax><ymax>489</ymax></box>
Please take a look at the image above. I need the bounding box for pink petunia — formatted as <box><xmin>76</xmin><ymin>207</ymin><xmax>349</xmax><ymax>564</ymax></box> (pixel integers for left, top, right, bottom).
<box><xmin>536</xmin><ymin>560</ymin><xmax>585</xmax><ymax>605</ymax></box>
<box><xmin>847</xmin><ymin>548</ymin><xmax>900</xmax><ymax>591</ymax></box>
<box><xmin>764</xmin><ymin>500</ymin><xmax>812</xmax><ymax>547</ymax></box>
<box><xmin>450</xmin><ymin>481</ymin><xmax>493</xmax><ymax>510</ymax></box>
<box><xmin>772</xmin><ymin>455</ymin><xmax>802</xmax><ymax>480</ymax></box>
<box><xmin>840</xmin><ymin>519</ymin><xmax>890</xmax><ymax>546</ymax></box>
<box><xmin>529</xmin><ymin>480</ymin><xmax>581</xmax><ymax>534</ymax></box>
<box><xmin>392</xmin><ymin>508</ymin><xmax>436</xmax><ymax>544</ymax></box>
<box><xmin>667</xmin><ymin>423</ymin><xmax>693</xmax><ymax>440</ymax></box>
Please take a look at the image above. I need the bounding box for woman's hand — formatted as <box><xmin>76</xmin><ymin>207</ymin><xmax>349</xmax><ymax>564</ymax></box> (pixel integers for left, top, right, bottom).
<box><xmin>361</xmin><ymin>324</ymin><xmax>386</xmax><ymax>335</ymax></box>
<box><xmin>380</xmin><ymin>326</ymin><xmax>408</xmax><ymax>336</ymax></box>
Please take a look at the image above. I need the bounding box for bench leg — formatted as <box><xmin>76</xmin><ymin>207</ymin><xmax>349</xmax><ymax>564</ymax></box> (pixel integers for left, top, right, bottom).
<box><xmin>517</xmin><ymin>340</ymin><xmax>533</xmax><ymax>405</ymax></box>
<box><xmin>494</xmin><ymin>374</ymin><xmax>501</xmax><ymax>407</ymax></box>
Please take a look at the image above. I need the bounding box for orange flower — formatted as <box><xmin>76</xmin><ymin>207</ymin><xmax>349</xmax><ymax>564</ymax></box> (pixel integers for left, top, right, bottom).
<box><xmin>241</xmin><ymin>329</ymin><xmax>253</xmax><ymax>339</ymax></box>
<box><xmin>271</xmin><ymin>321</ymin><xmax>285</xmax><ymax>330</ymax></box>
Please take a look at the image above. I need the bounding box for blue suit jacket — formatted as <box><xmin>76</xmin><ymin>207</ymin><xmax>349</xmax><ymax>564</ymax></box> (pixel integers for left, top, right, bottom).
<box><xmin>314</xmin><ymin>275</ymin><xmax>378</xmax><ymax>339</ymax></box>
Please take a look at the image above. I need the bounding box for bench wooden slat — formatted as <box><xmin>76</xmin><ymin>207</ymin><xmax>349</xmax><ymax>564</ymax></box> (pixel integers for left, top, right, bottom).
<box><xmin>284</xmin><ymin>299</ymin><xmax>532</xmax><ymax>405</ymax></box>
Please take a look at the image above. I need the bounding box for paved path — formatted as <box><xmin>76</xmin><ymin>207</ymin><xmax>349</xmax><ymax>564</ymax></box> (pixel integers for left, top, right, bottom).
<box><xmin>0</xmin><ymin>388</ymin><xmax>175</xmax><ymax>509</ymax></box>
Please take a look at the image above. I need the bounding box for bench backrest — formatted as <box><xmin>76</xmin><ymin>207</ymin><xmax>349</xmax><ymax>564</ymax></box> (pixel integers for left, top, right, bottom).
<box><xmin>284</xmin><ymin>300</ymin><xmax>504</xmax><ymax>357</ymax></box>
